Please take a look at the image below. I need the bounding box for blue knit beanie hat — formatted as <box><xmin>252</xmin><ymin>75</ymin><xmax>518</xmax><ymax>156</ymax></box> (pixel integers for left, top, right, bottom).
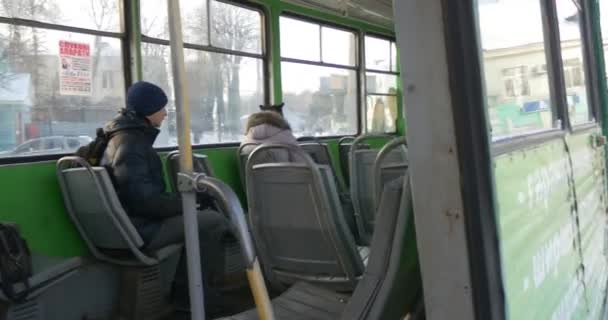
<box><xmin>126</xmin><ymin>81</ymin><xmax>168</xmax><ymax>116</ymax></box>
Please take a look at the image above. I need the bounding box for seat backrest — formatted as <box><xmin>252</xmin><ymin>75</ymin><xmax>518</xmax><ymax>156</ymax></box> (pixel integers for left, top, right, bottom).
<box><xmin>246</xmin><ymin>144</ymin><xmax>364</xmax><ymax>290</ymax></box>
<box><xmin>238</xmin><ymin>142</ymin><xmax>299</xmax><ymax>187</ymax></box>
<box><xmin>299</xmin><ymin>143</ymin><xmax>331</xmax><ymax>166</ymax></box>
<box><xmin>373</xmin><ymin>137</ymin><xmax>408</xmax><ymax>211</ymax></box>
<box><xmin>300</xmin><ymin>142</ymin><xmax>347</xmax><ymax>193</ymax></box>
<box><xmin>341</xmin><ymin>174</ymin><xmax>420</xmax><ymax>320</ymax></box>
<box><xmin>338</xmin><ymin>136</ymin><xmax>370</xmax><ymax>186</ymax></box>
<box><xmin>166</xmin><ymin>151</ymin><xmax>214</xmax><ymax>192</ymax></box>
<box><xmin>56</xmin><ymin>157</ymin><xmax>157</xmax><ymax>266</ymax></box>
<box><xmin>237</xmin><ymin>143</ymin><xmax>259</xmax><ymax>187</ymax></box>
<box><xmin>349</xmin><ymin>135</ymin><xmax>404</xmax><ymax>245</ymax></box>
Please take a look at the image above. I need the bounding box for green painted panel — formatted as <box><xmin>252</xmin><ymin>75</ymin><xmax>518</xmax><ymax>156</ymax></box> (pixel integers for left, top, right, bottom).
<box><xmin>0</xmin><ymin>146</ymin><xmax>245</xmax><ymax>258</ymax></box>
<box><xmin>494</xmin><ymin>139</ymin><xmax>586</xmax><ymax>320</ymax></box>
<box><xmin>495</xmin><ymin>129</ymin><xmax>608</xmax><ymax>320</ymax></box>
<box><xmin>0</xmin><ymin>162</ymin><xmax>87</xmax><ymax>257</ymax></box>
<box><xmin>567</xmin><ymin>131</ymin><xmax>608</xmax><ymax>320</ymax></box>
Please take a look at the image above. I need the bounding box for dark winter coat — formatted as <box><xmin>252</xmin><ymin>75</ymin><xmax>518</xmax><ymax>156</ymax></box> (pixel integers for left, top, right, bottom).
<box><xmin>102</xmin><ymin>109</ymin><xmax>181</xmax><ymax>240</ymax></box>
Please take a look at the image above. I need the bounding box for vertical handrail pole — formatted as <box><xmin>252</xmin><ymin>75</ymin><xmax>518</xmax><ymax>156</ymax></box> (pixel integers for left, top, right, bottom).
<box><xmin>167</xmin><ymin>0</ymin><xmax>206</xmax><ymax>319</ymax></box>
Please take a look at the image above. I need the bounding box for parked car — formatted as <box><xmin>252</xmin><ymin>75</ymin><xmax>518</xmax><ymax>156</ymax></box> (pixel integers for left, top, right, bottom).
<box><xmin>2</xmin><ymin>136</ymin><xmax>92</xmax><ymax>157</ymax></box>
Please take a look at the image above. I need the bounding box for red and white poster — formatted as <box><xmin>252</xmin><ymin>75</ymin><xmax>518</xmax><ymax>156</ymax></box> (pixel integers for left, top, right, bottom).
<box><xmin>59</xmin><ymin>40</ymin><xmax>91</xmax><ymax>96</ymax></box>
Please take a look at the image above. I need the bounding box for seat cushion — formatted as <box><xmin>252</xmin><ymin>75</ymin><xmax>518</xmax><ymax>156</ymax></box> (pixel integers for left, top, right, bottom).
<box><xmin>219</xmin><ymin>282</ymin><xmax>350</xmax><ymax>320</ymax></box>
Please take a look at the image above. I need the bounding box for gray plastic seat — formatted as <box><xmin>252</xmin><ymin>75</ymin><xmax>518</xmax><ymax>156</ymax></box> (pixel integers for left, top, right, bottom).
<box><xmin>165</xmin><ymin>151</ymin><xmax>247</xmax><ymax>284</ymax></box>
<box><xmin>245</xmin><ymin>144</ymin><xmax>364</xmax><ymax>292</ymax></box>
<box><xmin>338</xmin><ymin>136</ymin><xmax>372</xmax><ymax>187</ymax></box>
<box><xmin>372</xmin><ymin>137</ymin><xmax>408</xmax><ymax>223</ymax></box>
<box><xmin>0</xmin><ymin>255</ymin><xmax>83</xmax><ymax>320</ymax></box>
<box><xmin>56</xmin><ymin>157</ymin><xmax>182</xmax><ymax>320</ymax></box>
<box><xmin>349</xmin><ymin>135</ymin><xmax>406</xmax><ymax>245</ymax></box>
<box><xmin>165</xmin><ymin>150</ymin><xmax>214</xmax><ymax>192</ymax></box>
<box><xmin>237</xmin><ymin>143</ymin><xmax>261</xmax><ymax>188</ymax></box>
<box><xmin>219</xmin><ymin>174</ymin><xmax>416</xmax><ymax>320</ymax></box>
<box><xmin>299</xmin><ymin>141</ymin><xmax>348</xmax><ymax>193</ymax></box>
<box><xmin>56</xmin><ymin>157</ymin><xmax>182</xmax><ymax>266</ymax></box>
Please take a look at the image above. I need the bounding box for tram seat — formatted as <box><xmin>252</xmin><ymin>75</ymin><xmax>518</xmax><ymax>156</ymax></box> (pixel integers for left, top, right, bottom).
<box><xmin>0</xmin><ymin>248</ymin><xmax>83</xmax><ymax>320</ymax></box>
<box><xmin>299</xmin><ymin>142</ymin><xmax>347</xmax><ymax>191</ymax></box>
<box><xmin>220</xmin><ymin>174</ymin><xmax>414</xmax><ymax>320</ymax></box>
<box><xmin>165</xmin><ymin>151</ymin><xmax>215</xmax><ymax>192</ymax></box>
<box><xmin>165</xmin><ymin>151</ymin><xmax>247</xmax><ymax>285</ymax></box>
<box><xmin>337</xmin><ymin>137</ymin><xmax>370</xmax><ymax>187</ymax></box>
<box><xmin>245</xmin><ymin>144</ymin><xmax>364</xmax><ymax>292</ymax></box>
<box><xmin>298</xmin><ymin>141</ymin><xmax>357</xmax><ymax>236</ymax></box>
<box><xmin>56</xmin><ymin>157</ymin><xmax>182</xmax><ymax>320</ymax></box>
<box><xmin>350</xmin><ymin>139</ymin><xmax>406</xmax><ymax>245</ymax></box>
<box><xmin>57</xmin><ymin>164</ymin><xmax>182</xmax><ymax>266</ymax></box>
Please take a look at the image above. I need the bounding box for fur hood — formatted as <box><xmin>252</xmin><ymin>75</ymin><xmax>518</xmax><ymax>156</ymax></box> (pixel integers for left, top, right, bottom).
<box><xmin>241</xmin><ymin>111</ymin><xmax>297</xmax><ymax>146</ymax></box>
<box><xmin>245</xmin><ymin>111</ymin><xmax>291</xmax><ymax>133</ymax></box>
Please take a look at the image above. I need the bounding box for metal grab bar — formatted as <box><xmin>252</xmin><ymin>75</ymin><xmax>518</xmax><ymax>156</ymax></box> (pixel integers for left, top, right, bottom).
<box><xmin>179</xmin><ymin>173</ymin><xmax>276</xmax><ymax>320</ymax></box>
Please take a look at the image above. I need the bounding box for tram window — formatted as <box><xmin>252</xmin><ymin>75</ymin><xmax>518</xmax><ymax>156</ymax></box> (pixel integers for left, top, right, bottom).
<box><xmin>280</xmin><ymin>16</ymin><xmax>359</xmax><ymax>136</ymax></box>
<box><xmin>211</xmin><ymin>1</ymin><xmax>262</xmax><ymax>55</ymax></box>
<box><xmin>141</xmin><ymin>2</ymin><xmax>266</xmax><ymax>146</ymax></box>
<box><xmin>141</xmin><ymin>0</ymin><xmax>209</xmax><ymax>45</ymax></box>
<box><xmin>281</xmin><ymin>62</ymin><xmax>358</xmax><ymax>136</ymax></box>
<box><xmin>555</xmin><ymin>0</ymin><xmax>591</xmax><ymax>126</ymax></box>
<box><xmin>477</xmin><ymin>0</ymin><xmax>555</xmax><ymax>141</ymax></box>
<box><xmin>280</xmin><ymin>17</ymin><xmax>321</xmax><ymax>61</ymax></box>
<box><xmin>365</xmin><ymin>36</ymin><xmax>391</xmax><ymax>71</ymax></box>
<box><xmin>600</xmin><ymin>0</ymin><xmax>608</xmax><ymax>82</ymax></box>
<box><xmin>321</xmin><ymin>27</ymin><xmax>356</xmax><ymax>66</ymax></box>
<box><xmin>0</xmin><ymin>0</ymin><xmax>122</xmax><ymax>32</ymax></box>
<box><xmin>0</xmin><ymin>23</ymin><xmax>125</xmax><ymax>158</ymax></box>
<box><xmin>364</xmin><ymin>36</ymin><xmax>399</xmax><ymax>133</ymax></box>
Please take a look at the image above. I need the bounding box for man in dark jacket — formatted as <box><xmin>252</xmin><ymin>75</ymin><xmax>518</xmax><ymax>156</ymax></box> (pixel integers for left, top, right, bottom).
<box><xmin>101</xmin><ymin>81</ymin><xmax>230</xmax><ymax>310</ymax></box>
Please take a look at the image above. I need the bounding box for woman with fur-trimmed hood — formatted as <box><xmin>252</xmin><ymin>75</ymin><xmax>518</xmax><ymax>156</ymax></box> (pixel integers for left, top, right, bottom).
<box><xmin>240</xmin><ymin>110</ymin><xmax>299</xmax><ymax>165</ymax></box>
<box><xmin>241</xmin><ymin>111</ymin><xmax>297</xmax><ymax>149</ymax></box>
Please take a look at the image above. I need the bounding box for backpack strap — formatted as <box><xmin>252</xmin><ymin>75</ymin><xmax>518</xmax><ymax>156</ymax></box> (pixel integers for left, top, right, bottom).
<box><xmin>0</xmin><ymin>224</ymin><xmax>32</xmax><ymax>304</ymax></box>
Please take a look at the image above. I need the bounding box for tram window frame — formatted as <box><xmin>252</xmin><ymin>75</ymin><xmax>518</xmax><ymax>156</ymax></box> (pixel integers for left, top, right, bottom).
<box><xmin>140</xmin><ymin>0</ymin><xmax>270</xmax><ymax>148</ymax></box>
<box><xmin>486</xmin><ymin>0</ymin><xmax>600</xmax><ymax>153</ymax></box>
<box><xmin>279</xmin><ymin>13</ymin><xmax>362</xmax><ymax>137</ymax></box>
<box><xmin>552</xmin><ymin>0</ymin><xmax>598</xmax><ymax>130</ymax></box>
<box><xmin>477</xmin><ymin>0</ymin><xmax>567</xmax><ymax>145</ymax></box>
<box><xmin>0</xmin><ymin>1</ymin><xmax>129</xmax><ymax>164</ymax></box>
<box><xmin>363</xmin><ymin>33</ymin><xmax>400</xmax><ymax>134</ymax></box>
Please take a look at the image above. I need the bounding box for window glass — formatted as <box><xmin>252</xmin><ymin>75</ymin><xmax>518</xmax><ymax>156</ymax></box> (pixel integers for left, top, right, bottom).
<box><xmin>141</xmin><ymin>0</ymin><xmax>209</xmax><ymax>45</ymax></box>
<box><xmin>602</xmin><ymin>0</ymin><xmax>608</xmax><ymax>80</ymax></box>
<box><xmin>556</xmin><ymin>0</ymin><xmax>590</xmax><ymax>125</ymax></box>
<box><xmin>14</xmin><ymin>140</ymin><xmax>40</xmax><ymax>154</ymax></box>
<box><xmin>0</xmin><ymin>0</ymin><xmax>122</xmax><ymax>32</ymax></box>
<box><xmin>366</xmin><ymin>73</ymin><xmax>398</xmax><ymax>94</ymax></box>
<box><xmin>142</xmin><ymin>44</ymin><xmax>264</xmax><ymax>146</ymax></box>
<box><xmin>365</xmin><ymin>36</ymin><xmax>391</xmax><ymax>71</ymax></box>
<box><xmin>280</xmin><ymin>17</ymin><xmax>320</xmax><ymax>61</ymax></box>
<box><xmin>364</xmin><ymin>36</ymin><xmax>399</xmax><ymax>133</ymax></box>
<box><xmin>67</xmin><ymin>138</ymin><xmax>80</xmax><ymax>149</ymax></box>
<box><xmin>211</xmin><ymin>1</ymin><xmax>262</xmax><ymax>54</ymax></box>
<box><xmin>45</xmin><ymin>137</ymin><xmax>63</xmax><ymax>150</ymax></box>
<box><xmin>0</xmin><ymin>25</ymin><xmax>125</xmax><ymax>157</ymax></box>
<box><xmin>477</xmin><ymin>0</ymin><xmax>554</xmax><ymax>141</ymax></box>
<box><xmin>321</xmin><ymin>27</ymin><xmax>356</xmax><ymax>66</ymax></box>
<box><xmin>281</xmin><ymin>62</ymin><xmax>358</xmax><ymax>136</ymax></box>
<box><xmin>366</xmin><ymin>95</ymin><xmax>397</xmax><ymax>133</ymax></box>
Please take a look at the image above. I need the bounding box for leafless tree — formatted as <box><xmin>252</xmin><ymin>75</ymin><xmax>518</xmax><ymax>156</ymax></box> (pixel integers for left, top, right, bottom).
<box><xmin>87</xmin><ymin>0</ymin><xmax>117</xmax><ymax>78</ymax></box>
<box><xmin>186</xmin><ymin>2</ymin><xmax>261</xmax><ymax>138</ymax></box>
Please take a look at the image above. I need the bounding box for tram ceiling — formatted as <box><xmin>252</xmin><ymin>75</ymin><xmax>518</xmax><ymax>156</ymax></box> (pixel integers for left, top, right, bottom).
<box><xmin>284</xmin><ymin>0</ymin><xmax>394</xmax><ymax>28</ymax></box>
